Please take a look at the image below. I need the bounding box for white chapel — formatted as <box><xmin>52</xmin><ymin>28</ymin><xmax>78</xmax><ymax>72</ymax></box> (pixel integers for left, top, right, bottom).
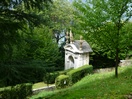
<box><xmin>64</xmin><ymin>31</ymin><xmax>93</xmax><ymax>70</ymax></box>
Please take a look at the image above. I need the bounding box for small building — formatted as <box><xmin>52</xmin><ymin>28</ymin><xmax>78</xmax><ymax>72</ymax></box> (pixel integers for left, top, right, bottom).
<box><xmin>64</xmin><ymin>31</ymin><xmax>93</xmax><ymax>70</ymax></box>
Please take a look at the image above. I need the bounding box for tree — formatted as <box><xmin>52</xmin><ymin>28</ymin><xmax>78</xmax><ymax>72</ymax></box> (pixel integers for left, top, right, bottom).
<box><xmin>119</xmin><ymin>22</ymin><xmax>132</xmax><ymax>59</ymax></box>
<box><xmin>73</xmin><ymin>0</ymin><xmax>132</xmax><ymax>77</ymax></box>
<box><xmin>0</xmin><ymin>25</ymin><xmax>62</xmax><ymax>87</ymax></box>
<box><xmin>13</xmin><ymin>26</ymin><xmax>61</xmax><ymax>63</ymax></box>
<box><xmin>0</xmin><ymin>0</ymin><xmax>51</xmax><ymax>62</ymax></box>
<box><xmin>0</xmin><ymin>0</ymin><xmax>56</xmax><ymax>86</ymax></box>
<box><xmin>48</xmin><ymin>0</ymin><xmax>74</xmax><ymax>44</ymax></box>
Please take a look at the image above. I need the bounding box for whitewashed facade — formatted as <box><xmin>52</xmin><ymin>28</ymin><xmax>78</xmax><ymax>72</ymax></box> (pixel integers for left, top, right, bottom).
<box><xmin>64</xmin><ymin>40</ymin><xmax>92</xmax><ymax>70</ymax></box>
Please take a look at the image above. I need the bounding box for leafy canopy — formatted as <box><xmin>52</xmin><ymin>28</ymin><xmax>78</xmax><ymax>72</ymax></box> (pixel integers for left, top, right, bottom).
<box><xmin>73</xmin><ymin>0</ymin><xmax>132</xmax><ymax>77</ymax></box>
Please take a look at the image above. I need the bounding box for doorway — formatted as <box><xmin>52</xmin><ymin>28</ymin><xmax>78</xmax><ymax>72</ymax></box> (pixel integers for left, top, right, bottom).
<box><xmin>68</xmin><ymin>56</ymin><xmax>74</xmax><ymax>69</ymax></box>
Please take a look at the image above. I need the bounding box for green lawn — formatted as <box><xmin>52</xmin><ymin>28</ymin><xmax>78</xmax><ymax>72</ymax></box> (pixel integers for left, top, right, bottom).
<box><xmin>30</xmin><ymin>66</ymin><xmax>132</xmax><ymax>99</ymax></box>
<box><xmin>33</xmin><ymin>82</ymin><xmax>54</xmax><ymax>89</ymax></box>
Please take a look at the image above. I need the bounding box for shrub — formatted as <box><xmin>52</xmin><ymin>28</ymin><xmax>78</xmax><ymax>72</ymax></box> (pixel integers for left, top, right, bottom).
<box><xmin>0</xmin><ymin>83</ymin><xmax>32</xmax><ymax>99</ymax></box>
<box><xmin>0</xmin><ymin>62</ymin><xmax>46</xmax><ymax>87</ymax></box>
<box><xmin>25</xmin><ymin>83</ymin><xmax>33</xmax><ymax>96</ymax></box>
<box><xmin>58</xmin><ymin>68</ymin><xmax>73</xmax><ymax>75</ymax></box>
<box><xmin>55</xmin><ymin>75</ymin><xmax>70</xmax><ymax>89</ymax></box>
<box><xmin>43</xmin><ymin>72</ymin><xmax>59</xmax><ymax>84</ymax></box>
<box><xmin>67</xmin><ymin>65</ymin><xmax>93</xmax><ymax>85</ymax></box>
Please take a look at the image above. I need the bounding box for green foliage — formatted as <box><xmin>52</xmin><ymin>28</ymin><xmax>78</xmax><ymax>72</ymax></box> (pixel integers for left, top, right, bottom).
<box><xmin>12</xmin><ymin>26</ymin><xmax>62</xmax><ymax>69</ymax></box>
<box><xmin>120</xmin><ymin>22</ymin><xmax>132</xmax><ymax>58</ymax></box>
<box><xmin>31</xmin><ymin>66</ymin><xmax>132</xmax><ymax>99</ymax></box>
<box><xmin>0</xmin><ymin>0</ymin><xmax>51</xmax><ymax>62</ymax></box>
<box><xmin>73</xmin><ymin>0</ymin><xmax>132</xmax><ymax>77</ymax></box>
<box><xmin>46</xmin><ymin>0</ymin><xmax>74</xmax><ymax>44</ymax></box>
<box><xmin>90</xmin><ymin>53</ymin><xmax>115</xmax><ymax>69</ymax></box>
<box><xmin>0</xmin><ymin>61</ymin><xmax>47</xmax><ymax>87</ymax></box>
<box><xmin>73</xmin><ymin>0</ymin><xmax>132</xmax><ymax>58</ymax></box>
<box><xmin>43</xmin><ymin>72</ymin><xmax>59</xmax><ymax>84</ymax></box>
<box><xmin>58</xmin><ymin>68</ymin><xmax>73</xmax><ymax>75</ymax></box>
<box><xmin>55</xmin><ymin>75</ymin><xmax>70</xmax><ymax>89</ymax></box>
<box><xmin>67</xmin><ymin>65</ymin><xmax>93</xmax><ymax>85</ymax></box>
<box><xmin>0</xmin><ymin>83</ymin><xmax>32</xmax><ymax>99</ymax></box>
<box><xmin>0</xmin><ymin>0</ymin><xmax>65</xmax><ymax>88</ymax></box>
<box><xmin>50</xmin><ymin>0</ymin><xmax>74</xmax><ymax>30</ymax></box>
<box><xmin>0</xmin><ymin>25</ymin><xmax>62</xmax><ymax>87</ymax></box>
<box><xmin>13</xmin><ymin>26</ymin><xmax>60</xmax><ymax>61</ymax></box>
<box><xmin>43</xmin><ymin>68</ymin><xmax>73</xmax><ymax>86</ymax></box>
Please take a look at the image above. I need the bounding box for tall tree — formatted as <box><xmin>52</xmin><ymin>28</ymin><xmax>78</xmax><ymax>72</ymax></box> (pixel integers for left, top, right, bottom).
<box><xmin>73</xmin><ymin>0</ymin><xmax>132</xmax><ymax>77</ymax></box>
<box><xmin>0</xmin><ymin>0</ymin><xmax>51</xmax><ymax>62</ymax></box>
<box><xmin>48</xmin><ymin>0</ymin><xmax>74</xmax><ymax>44</ymax></box>
<box><xmin>0</xmin><ymin>25</ymin><xmax>63</xmax><ymax>87</ymax></box>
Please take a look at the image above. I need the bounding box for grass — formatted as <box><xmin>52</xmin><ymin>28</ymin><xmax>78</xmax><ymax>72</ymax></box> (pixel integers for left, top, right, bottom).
<box><xmin>33</xmin><ymin>82</ymin><xmax>54</xmax><ymax>89</ymax></box>
<box><xmin>30</xmin><ymin>66</ymin><xmax>132</xmax><ymax>99</ymax></box>
<box><xmin>32</xmin><ymin>69</ymin><xmax>73</xmax><ymax>89</ymax></box>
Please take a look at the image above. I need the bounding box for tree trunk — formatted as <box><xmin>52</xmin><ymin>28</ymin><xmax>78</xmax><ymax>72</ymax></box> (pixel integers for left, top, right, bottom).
<box><xmin>115</xmin><ymin>48</ymin><xmax>119</xmax><ymax>78</ymax></box>
<box><xmin>115</xmin><ymin>21</ymin><xmax>120</xmax><ymax>78</ymax></box>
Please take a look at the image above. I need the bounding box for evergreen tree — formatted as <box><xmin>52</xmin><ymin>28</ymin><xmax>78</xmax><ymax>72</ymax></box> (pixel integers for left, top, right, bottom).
<box><xmin>0</xmin><ymin>0</ymin><xmax>51</xmax><ymax>61</ymax></box>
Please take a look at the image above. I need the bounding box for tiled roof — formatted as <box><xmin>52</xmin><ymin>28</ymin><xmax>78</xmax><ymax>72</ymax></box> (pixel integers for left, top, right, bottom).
<box><xmin>74</xmin><ymin>40</ymin><xmax>93</xmax><ymax>52</ymax></box>
<box><xmin>64</xmin><ymin>40</ymin><xmax>93</xmax><ymax>53</ymax></box>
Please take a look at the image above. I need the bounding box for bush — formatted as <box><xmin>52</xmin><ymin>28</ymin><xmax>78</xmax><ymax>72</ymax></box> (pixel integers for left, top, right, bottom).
<box><xmin>67</xmin><ymin>65</ymin><xmax>93</xmax><ymax>85</ymax></box>
<box><xmin>58</xmin><ymin>68</ymin><xmax>73</xmax><ymax>75</ymax></box>
<box><xmin>0</xmin><ymin>62</ymin><xmax>46</xmax><ymax>87</ymax></box>
<box><xmin>55</xmin><ymin>75</ymin><xmax>70</xmax><ymax>89</ymax></box>
<box><xmin>0</xmin><ymin>83</ymin><xmax>32</xmax><ymax>99</ymax></box>
<box><xmin>43</xmin><ymin>72</ymin><xmax>59</xmax><ymax>84</ymax></box>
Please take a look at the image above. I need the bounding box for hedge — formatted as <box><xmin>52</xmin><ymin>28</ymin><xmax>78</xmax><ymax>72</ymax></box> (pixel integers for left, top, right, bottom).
<box><xmin>67</xmin><ymin>65</ymin><xmax>93</xmax><ymax>85</ymax></box>
<box><xmin>55</xmin><ymin>75</ymin><xmax>70</xmax><ymax>89</ymax></box>
<box><xmin>43</xmin><ymin>72</ymin><xmax>59</xmax><ymax>84</ymax></box>
<box><xmin>58</xmin><ymin>68</ymin><xmax>73</xmax><ymax>75</ymax></box>
<box><xmin>0</xmin><ymin>83</ymin><xmax>32</xmax><ymax>99</ymax></box>
<box><xmin>43</xmin><ymin>68</ymin><xmax>73</xmax><ymax>85</ymax></box>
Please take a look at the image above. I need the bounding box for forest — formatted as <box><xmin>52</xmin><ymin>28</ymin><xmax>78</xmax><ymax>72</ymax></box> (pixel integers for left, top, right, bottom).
<box><xmin>0</xmin><ymin>0</ymin><xmax>132</xmax><ymax>87</ymax></box>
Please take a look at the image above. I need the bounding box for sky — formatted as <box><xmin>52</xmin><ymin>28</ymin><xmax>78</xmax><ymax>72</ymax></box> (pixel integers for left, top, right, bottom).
<box><xmin>68</xmin><ymin>0</ymin><xmax>132</xmax><ymax>21</ymax></box>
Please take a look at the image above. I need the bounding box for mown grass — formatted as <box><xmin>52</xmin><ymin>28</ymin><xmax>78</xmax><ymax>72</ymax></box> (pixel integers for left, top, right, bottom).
<box><xmin>32</xmin><ymin>82</ymin><xmax>54</xmax><ymax>89</ymax></box>
<box><xmin>30</xmin><ymin>66</ymin><xmax>132</xmax><ymax>99</ymax></box>
<box><xmin>32</xmin><ymin>69</ymin><xmax>73</xmax><ymax>90</ymax></box>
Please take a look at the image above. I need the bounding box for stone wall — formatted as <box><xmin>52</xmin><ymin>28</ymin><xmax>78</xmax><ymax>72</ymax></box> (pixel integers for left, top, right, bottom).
<box><xmin>93</xmin><ymin>67</ymin><xmax>115</xmax><ymax>73</ymax></box>
<box><xmin>32</xmin><ymin>85</ymin><xmax>55</xmax><ymax>94</ymax></box>
<box><xmin>119</xmin><ymin>59</ymin><xmax>132</xmax><ymax>67</ymax></box>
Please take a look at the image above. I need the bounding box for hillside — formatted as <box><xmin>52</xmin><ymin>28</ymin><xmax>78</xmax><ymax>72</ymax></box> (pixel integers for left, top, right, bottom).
<box><xmin>30</xmin><ymin>66</ymin><xmax>132</xmax><ymax>99</ymax></box>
